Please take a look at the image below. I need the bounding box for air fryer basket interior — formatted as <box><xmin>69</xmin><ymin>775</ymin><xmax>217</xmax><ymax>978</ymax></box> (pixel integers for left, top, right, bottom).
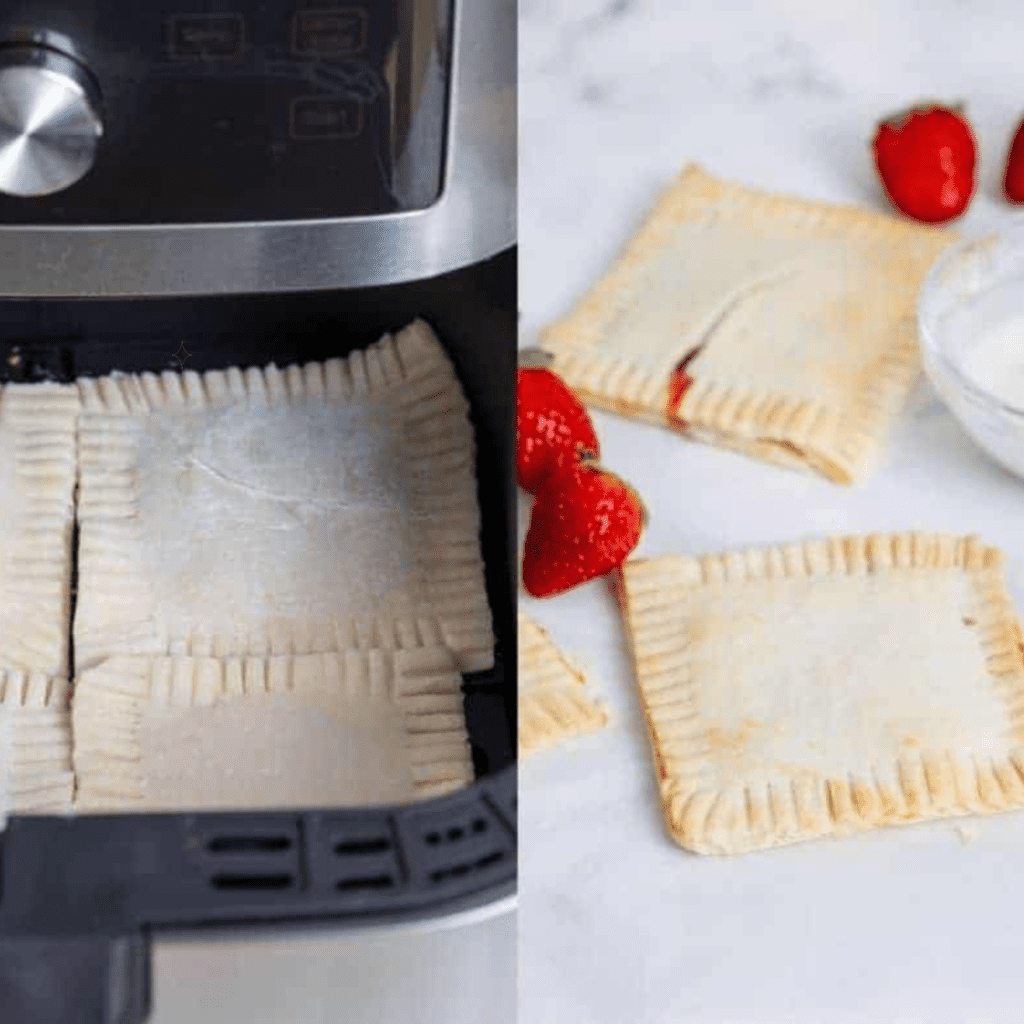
<box><xmin>0</xmin><ymin>249</ymin><xmax>517</xmax><ymax>1024</ymax></box>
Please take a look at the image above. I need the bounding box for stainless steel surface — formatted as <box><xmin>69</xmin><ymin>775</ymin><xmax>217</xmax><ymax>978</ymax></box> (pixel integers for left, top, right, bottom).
<box><xmin>0</xmin><ymin>0</ymin><xmax>516</xmax><ymax>296</ymax></box>
<box><xmin>390</xmin><ymin>0</ymin><xmax>452</xmax><ymax>208</ymax></box>
<box><xmin>149</xmin><ymin>910</ymin><xmax>517</xmax><ymax>1024</ymax></box>
<box><xmin>0</xmin><ymin>45</ymin><xmax>102</xmax><ymax>198</ymax></box>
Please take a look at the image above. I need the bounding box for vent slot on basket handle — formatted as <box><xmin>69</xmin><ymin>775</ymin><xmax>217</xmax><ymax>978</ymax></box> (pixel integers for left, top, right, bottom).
<box><xmin>336</xmin><ymin>874</ymin><xmax>395</xmax><ymax>892</ymax></box>
<box><xmin>430</xmin><ymin>849</ymin><xmax>505</xmax><ymax>884</ymax></box>
<box><xmin>425</xmin><ymin>818</ymin><xmax>490</xmax><ymax>845</ymax></box>
<box><xmin>210</xmin><ymin>873</ymin><xmax>295</xmax><ymax>891</ymax></box>
<box><xmin>334</xmin><ymin>837</ymin><xmax>390</xmax><ymax>856</ymax></box>
<box><xmin>207</xmin><ymin>835</ymin><xmax>292</xmax><ymax>854</ymax></box>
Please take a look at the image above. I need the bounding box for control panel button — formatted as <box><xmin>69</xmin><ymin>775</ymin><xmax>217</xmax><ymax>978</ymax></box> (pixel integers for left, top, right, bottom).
<box><xmin>292</xmin><ymin>8</ymin><xmax>367</xmax><ymax>56</ymax></box>
<box><xmin>0</xmin><ymin>45</ymin><xmax>103</xmax><ymax>198</ymax></box>
<box><xmin>168</xmin><ymin>13</ymin><xmax>245</xmax><ymax>60</ymax></box>
<box><xmin>289</xmin><ymin>96</ymin><xmax>363</xmax><ymax>140</ymax></box>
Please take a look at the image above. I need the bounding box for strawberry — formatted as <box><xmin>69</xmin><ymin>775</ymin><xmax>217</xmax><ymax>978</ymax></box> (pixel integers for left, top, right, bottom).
<box><xmin>517</xmin><ymin>354</ymin><xmax>600</xmax><ymax>493</ymax></box>
<box><xmin>522</xmin><ymin>461</ymin><xmax>644</xmax><ymax>598</ymax></box>
<box><xmin>1004</xmin><ymin>117</ymin><xmax>1024</xmax><ymax>203</ymax></box>
<box><xmin>872</xmin><ymin>103</ymin><xmax>976</xmax><ymax>223</ymax></box>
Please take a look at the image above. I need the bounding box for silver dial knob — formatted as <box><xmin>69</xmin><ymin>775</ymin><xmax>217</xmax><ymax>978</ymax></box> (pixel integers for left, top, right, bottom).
<box><xmin>0</xmin><ymin>45</ymin><xmax>102</xmax><ymax>198</ymax></box>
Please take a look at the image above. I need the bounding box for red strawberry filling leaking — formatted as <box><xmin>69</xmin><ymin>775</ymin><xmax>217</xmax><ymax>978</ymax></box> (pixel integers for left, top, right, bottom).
<box><xmin>666</xmin><ymin>345</ymin><xmax>704</xmax><ymax>429</ymax></box>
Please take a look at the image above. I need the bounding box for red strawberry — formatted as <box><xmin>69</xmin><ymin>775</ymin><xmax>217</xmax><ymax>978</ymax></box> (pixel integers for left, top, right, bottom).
<box><xmin>1005</xmin><ymin>118</ymin><xmax>1024</xmax><ymax>203</ymax></box>
<box><xmin>517</xmin><ymin>357</ymin><xmax>600</xmax><ymax>493</ymax></box>
<box><xmin>872</xmin><ymin>104</ymin><xmax>976</xmax><ymax>223</ymax></box>
<box><xmin>523</xmin><ymin>461</ymin><xmax>645</xmax><ymax>598</ymax></box>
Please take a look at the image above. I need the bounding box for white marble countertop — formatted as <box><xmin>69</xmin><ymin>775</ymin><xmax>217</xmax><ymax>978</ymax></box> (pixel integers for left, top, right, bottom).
<box><xmin>519</xmin><ymin>2</ymin><xmax>1024</xmax><ymax>1022</ymax></box>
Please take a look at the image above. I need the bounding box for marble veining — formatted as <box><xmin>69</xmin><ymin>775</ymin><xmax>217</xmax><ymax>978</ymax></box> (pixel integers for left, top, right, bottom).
<box><xmin>742</xmin><ymin>35</ymin><xmax>845</xmax><ymax>100</ymax></box>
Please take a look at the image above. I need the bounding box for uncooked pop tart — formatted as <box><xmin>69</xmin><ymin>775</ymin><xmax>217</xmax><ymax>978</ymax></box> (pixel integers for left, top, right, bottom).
<box><xmin>540</xmin><ymin>165</ymin><xmax>953</xmax><ymax>483</ymax></box>
<box><xmin>0</xmin><ymin>383</ymin><xmax>77</xmax><ymax>677</ymax></box>
<box><xmin>73</xmin><ymin>320</ymin><xmax>494</xmax><ymax>672</ymax></box>
<box><xmin>0</xmin><ymin>673</ymin><xmax>74</xmax><ymax>820</ymax></box>
<box><xmin>0</xmin><ymin>383</ymin><xmax>77</xmax><ymax>820</ymax></box>
<box><xmin>72</xmin><ymin>648</ymin><xmax>475</xmax><ymax>813</ymax></box>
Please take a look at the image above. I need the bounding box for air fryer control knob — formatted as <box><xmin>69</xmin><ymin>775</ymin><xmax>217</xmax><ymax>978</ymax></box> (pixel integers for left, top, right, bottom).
<box><xmin>0</xmin><ymin>44</ymin><xmax>102</xmax><ymax>197</ymax></box>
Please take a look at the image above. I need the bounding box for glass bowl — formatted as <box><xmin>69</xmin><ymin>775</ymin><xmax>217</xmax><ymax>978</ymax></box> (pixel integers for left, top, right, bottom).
<box><xmin>918</xmin><ymin>227</ymin><xmax>1024</xmax><ymax>481</ymax></box>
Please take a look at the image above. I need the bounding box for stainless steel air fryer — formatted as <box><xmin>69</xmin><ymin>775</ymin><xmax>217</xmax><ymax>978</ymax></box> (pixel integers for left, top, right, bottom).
<box><xmin>0</xmin><ymin>3</ymin><xmax>515</xmax><ymax>1022</ymax></box>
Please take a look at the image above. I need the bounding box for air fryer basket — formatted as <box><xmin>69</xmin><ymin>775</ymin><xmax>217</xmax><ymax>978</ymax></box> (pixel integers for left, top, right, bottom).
<box><xmin>0</xmin><ymin>248</ymin><xmax>516</xmax><ymax>1024</ymax></box>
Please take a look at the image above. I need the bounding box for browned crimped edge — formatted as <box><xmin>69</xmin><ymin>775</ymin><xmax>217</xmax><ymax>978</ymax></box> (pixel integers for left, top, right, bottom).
<box><xmin>518</xmin><ymin>612</ymin><xmax>608</xmax><ymax>757</ymax></box>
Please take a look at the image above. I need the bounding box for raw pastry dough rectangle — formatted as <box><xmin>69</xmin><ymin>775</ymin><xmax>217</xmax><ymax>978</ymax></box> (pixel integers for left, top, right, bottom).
<box><xmin>619</xmin><ymin>533</ymin><xmax>1024</xmax><ymax>855</ymax></box>
<box><xmin>541</xmin><ymin>165</ymin><xmax>954</xmax><ymax>483</ymax></box>
<box><xmin>0</xmin><ymin>384</ymin><xmax>78</xmax><ymax>677</ymax></box>
<box><xmin>74</xmin><ymin>320</ymin><xmax>494</xmax><ymax>674</ymax></box>
<box><xmin>518</xmin><ymin>612</ymin><xmax>606</xmax><ymax>757</ymax></box>
<box><xmin>72</xmin><ymin>646</ymin><xmax>475</xmax><ymax>813</ymax></box>
<box><xmin>0</xmin><ymin>670</ymin><xmax>74</xmax><ymax>823</ymax></box>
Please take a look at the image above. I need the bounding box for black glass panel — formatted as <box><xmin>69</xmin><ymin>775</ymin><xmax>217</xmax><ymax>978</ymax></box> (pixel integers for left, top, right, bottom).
<box><xmin>0</xmin><ymin>0</ymin><xmax>451</xmax><ymax>223</ymax></box>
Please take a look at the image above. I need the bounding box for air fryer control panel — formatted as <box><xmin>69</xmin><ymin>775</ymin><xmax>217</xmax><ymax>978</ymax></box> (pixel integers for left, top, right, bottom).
<box><xmin>0</xmin><ymin>1</ymin><xmax>451</xmax><ymax>223</ymax></box>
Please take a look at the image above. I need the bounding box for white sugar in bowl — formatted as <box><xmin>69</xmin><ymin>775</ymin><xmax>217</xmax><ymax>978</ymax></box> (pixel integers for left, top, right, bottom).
<box><xmin>919</xmin><ymin>228</ymin><xmax>1024</xmax><ymax>481</ymax></box>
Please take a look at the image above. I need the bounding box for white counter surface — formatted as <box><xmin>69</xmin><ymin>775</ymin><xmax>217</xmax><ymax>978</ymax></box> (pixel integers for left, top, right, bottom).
<box><xmin>519</xmin><ymin>2</ymin><xmax>1024</xmax><ymax>1022</ymax></box>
